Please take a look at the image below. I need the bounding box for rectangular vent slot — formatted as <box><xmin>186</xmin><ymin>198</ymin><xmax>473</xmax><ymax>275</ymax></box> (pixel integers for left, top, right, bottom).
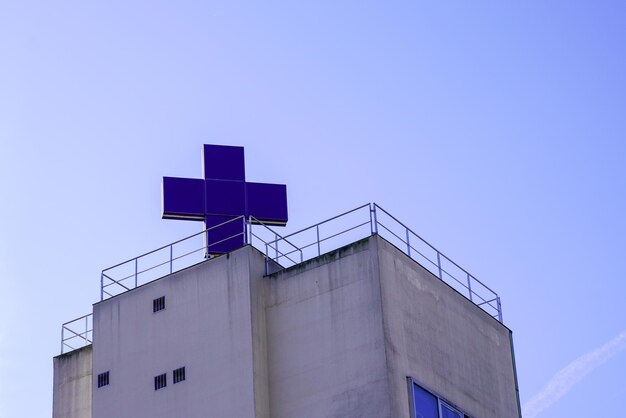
<box><xmin>154</xmin><ymin>373</ymin><xmax>167</xmax><ymax>390</ymax></box>
<box><xmin>153</xmin><ymin>296</ymin><xmax>165</xmax><ymax>313</ymax></box>
<box><xmin>173</xmin><ymin>367</ymin><xmax>186</xmax><ymax>384</ymax></box>
<box><xmin>97</xmin><ymin>371</ymin><xmax>109</xmax><ymax>388</ymax></box>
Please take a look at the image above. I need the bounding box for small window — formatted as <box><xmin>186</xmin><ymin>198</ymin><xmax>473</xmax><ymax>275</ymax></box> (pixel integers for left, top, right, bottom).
<box><xmin>173</xmin><ymin>366</ymin><xmax>186</xmax><ymax>384</ymax></box>
<box><xmin>97</xmin><ymin>371</ymin><xmax>110</xmax><ymax>388</ymax></box>
<box><xmin>154</xmin><ymin>373</ymin><xmax>167</xmax><ymax>390</ymax></box>
<box><xmin>409</xmin><ymin>378</ymin><xmax>471</xmax><ymax>418</ymax></box>
<box><xmin>153</xmin><ymin>296</ymin><xmax>165</xmax><ymax>313</ymax></box>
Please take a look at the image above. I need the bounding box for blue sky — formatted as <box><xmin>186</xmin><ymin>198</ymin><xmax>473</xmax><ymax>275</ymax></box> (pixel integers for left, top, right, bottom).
<box><xmin>1</xmin><ymin>1</ymin><xmax>626</xmax><ymax>417</ymax></box>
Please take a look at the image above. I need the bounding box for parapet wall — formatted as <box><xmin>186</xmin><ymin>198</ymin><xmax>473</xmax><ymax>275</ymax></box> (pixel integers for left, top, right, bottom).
<box><xmin>376</xmin><ymin>236</ymin><xmax>520</xmax><ymax>418</ymax></box>
<box><xmin>53</xmin><ymin>345</ymin><xmax>92</xmax><ymax>418</ymax></box>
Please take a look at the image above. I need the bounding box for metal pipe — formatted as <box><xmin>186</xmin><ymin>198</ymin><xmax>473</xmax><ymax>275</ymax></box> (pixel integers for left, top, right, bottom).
<box><xmin>265</xmin><ymin>244</ymin><xmax>269</xmax><ymax>275</ymax></box>
<box><xmin>169</xmin><ymin>245</ymin><xmax>173</xmax><ymax>274</ymax></box>
<box><xmin>369</xmin><ymin>203</ymin><xmax>374</xmax><ymax>235</ymax></box>
<box><xmin>467</xmin><ymin>273</ymin><xmax>473</xmax><ymax>301</ymax></box>
<box><xmin>374</xmin><ymin>203</ymin><xmax>499</xmax><ymax>295</ymax></box>
<box><xmin>316</xmin><ymin>225</ymin><xmax>321</xmax><ymax>256</ymax></box>
<box><xmin>406</xmin><ymin>228</ymin><xmax>411</xmax><ymax>256</ymax></box>
<box><xmin>372</xmin><ymin>205</ymin><xmax>378</xmax><ymax>234</ymax></box>
<box><xmin>101</xmin><ymin>216</ymin><xmax>246</xmax><ymax>271</ymax></box>
<box><xmin>134</xmin><ymin>258</ymin><xmax>138</xmax><ymax>288</ymax></box>
<box><xmin>247</xmin><ymin>217</ymin><xmax>252</xmax><ymax>246</ymax></box>
<box><xmin>243</xmin><ymin>217</ymin><xmax>247</xmax><ymax>245</ymax></box>
<box><xmin>437</xmin><ymin>252</ymin><xmax>442</xmax><ymax>280</ymax></box>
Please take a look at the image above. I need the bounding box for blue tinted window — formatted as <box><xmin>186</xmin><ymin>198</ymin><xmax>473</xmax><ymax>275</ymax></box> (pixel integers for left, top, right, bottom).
<box><xmin>412</xmin><ymin>383</ymin><xmax>438</xmax><ymax>418</ymax></box>
<box><xmin>441</xmin><ymin>403</ymin><xmax>462</xmax><ymax>418</ymax></box>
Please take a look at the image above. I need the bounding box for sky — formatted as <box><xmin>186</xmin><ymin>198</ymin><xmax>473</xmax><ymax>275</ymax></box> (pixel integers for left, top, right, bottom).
<box><xmin>1</xmin><ymin>1</ymin><xmax>626</xmax><ymax>417</ymax></box>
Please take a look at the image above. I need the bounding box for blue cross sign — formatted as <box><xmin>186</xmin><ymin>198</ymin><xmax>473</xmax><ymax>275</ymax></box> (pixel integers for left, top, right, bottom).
<box><xmin>162</xmin><ymin>144</ymin><xmax>288</xmax><ymax>254</ymax></box>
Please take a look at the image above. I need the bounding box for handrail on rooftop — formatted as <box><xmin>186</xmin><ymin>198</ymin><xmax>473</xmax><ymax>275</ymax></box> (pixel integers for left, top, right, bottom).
<box><xmin>61</xmin><ymin>202</ymin><xmax>504</xmax><ymax>354</ymax></box>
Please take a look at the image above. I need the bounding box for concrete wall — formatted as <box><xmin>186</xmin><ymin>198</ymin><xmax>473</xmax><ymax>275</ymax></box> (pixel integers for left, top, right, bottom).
<box><xmin>375</xmin><ymin>236</ymin><xmax>521</xmax><ymax>418</ymax></box>
<box><xmin>81</xmin><ymin>234</ymin><xmax>520</xmax><ymax>418</ymax></box>
<box><xmin>265</xmin><ymin>238</ymin><xmax>391</xmax><ymax>418</ymax></box>
<box><xmin>53</xmin><ymin>345</ymin><xmax>92</xmax><ymax>418</ymax></box>
<box><xmin>92</xmin><ymin>246</ymin><xmax>269</xmax><ymax>418</ymax></box>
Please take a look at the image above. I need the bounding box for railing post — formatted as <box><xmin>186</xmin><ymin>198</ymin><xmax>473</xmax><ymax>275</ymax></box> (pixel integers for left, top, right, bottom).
<box><xmin>61</xmin><ymin>325</ymin><xmax>64</xmax><ymax>354</ymax></box>
<box><xmin>406</xmin><ymin>228</ymin><xmax>411</xmax><ymax>257</ymax></box>
<box><xmin>265</xmin><ymin>244</ymin><xmax>269</xmax><ymax>275</ymax></box>
<box><xmin>85</xmin><ymin>316</ymin><xmax>89</xmax><ymax>345</ymax></box>
<box><xmin>437</xmin><ymin>252</ymin><xmax>443</xmax><ymax>280</ymax></box>
<box><xmin>275</xmin><ymin>233</ymin><xmax>279</xmax><ymax>260</ymax></box>
<box><xmin>134</xmin><ymin>258</ymin><xmax>138</xmax><ymax>288</ymax></box>
<box><xmin>243</xmin><ymin>217</ymin><xmax>247</xmax><ymax>245</ymax></box>
<box><xmin>205</xmin><ymin>228</ymin><xmax>209</xmax><ymax>259</ymax></box>
<box><xmin>316</xmin><ymin>225</ymin><xmax>321</xmax><ymax>256</ymax></box>
<box><xmin>497</xmin><ymin>297</ymin><xmax>503</xmax><ymax>322</ymax></box>
<box><xmin>372</xmin><ymin>204</ymin><xmax>378</xmax><ymax>234</ymax></box>
<box><xmin>169</xmin><ymin>245</ymin><xmax>173</xmax><ymax>274</ymax></box>
<box><xmin>467</xmin><ymin>273</ymin><xmax>473</xmax><ymax>301</ymax></box>
<box><xmin>100</xmin><ymin>272</ymin><xmax>104</xmax><ymax>301</ymax></box>
<box><xmin>248</xmin><ymin>218</ymin><xmax>253</xmax><ymax>246</ymax></box>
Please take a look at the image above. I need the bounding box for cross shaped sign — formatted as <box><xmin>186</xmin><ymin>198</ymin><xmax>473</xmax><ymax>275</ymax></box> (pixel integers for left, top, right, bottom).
<box><xmin>162</xmin><ymin>144</ymin><xmax>288</xmax><ymax>254</ymax></box>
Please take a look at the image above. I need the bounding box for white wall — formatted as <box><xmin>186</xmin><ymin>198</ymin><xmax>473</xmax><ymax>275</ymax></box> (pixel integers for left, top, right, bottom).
<box><xmin>53</xmin><ymin>345</ymin><xmax>92</xmax><ymax>418</ymax></box>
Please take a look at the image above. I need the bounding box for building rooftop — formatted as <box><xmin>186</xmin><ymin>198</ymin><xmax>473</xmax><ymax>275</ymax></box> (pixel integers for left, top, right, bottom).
<box><xmin>60</xmin><ymin>203</ymin><xmax>503</xmax><ymax>354</ymax></box>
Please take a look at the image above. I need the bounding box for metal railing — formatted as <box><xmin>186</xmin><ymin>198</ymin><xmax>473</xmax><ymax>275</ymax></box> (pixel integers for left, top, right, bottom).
<box><xmin>249</xmin><ymin>203</ymin><xmax>502</xmax><ymax>322</ymax></box>
<box><xmin>60</xmin><ymin>202</ymin><xmax>504</xmax><ymax>353</ymax></box>
<box><xmin>371</xmin><ymin>204</ymin><xmax>502</xmax><ymax>322</ymax></box>
<box><xmin>61</xmin><ymin>314</ymin><xmax>92</xmax><ymax>354</ymax></box>
<box><xmin>100</xmin><ymin>216</ymin><xmax>250</xmax><ymax>300</ymax></box>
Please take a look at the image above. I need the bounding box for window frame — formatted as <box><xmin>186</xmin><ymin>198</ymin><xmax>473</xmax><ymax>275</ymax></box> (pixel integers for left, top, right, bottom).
<box><xmin>407</xmin><ymin>377</ymin><xmax>472</xmax><ymax>418</ymax></box>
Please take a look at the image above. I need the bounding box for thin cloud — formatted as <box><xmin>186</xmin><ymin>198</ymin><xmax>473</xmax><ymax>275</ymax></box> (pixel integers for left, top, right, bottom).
<box><xmin>523</xmin><ymin>330</ymin><xmax>626</xmax><ymax>418</ymax></box>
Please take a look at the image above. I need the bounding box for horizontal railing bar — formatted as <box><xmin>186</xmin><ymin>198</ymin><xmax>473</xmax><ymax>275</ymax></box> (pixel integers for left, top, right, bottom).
<box><xmin>315</xmin><ymin>220</ymin><xmax>370</xmax><ymax>246</ymax></box>
<box><xmin>102</xmin><ymin>277</ymin><xmax>132</xmax><ymax>291</ymax></box>
<box><xmin>265</xmin><ymin>220</ymin><xmax>370</xmax><ymax>261</ymax></box>
<box><xmin>267</xmin><ymin>242</ymin><xmax>299</xmax><ymax>265</ymax></box>
<box><xmin>103</xmin><ymin>216</ymin><xmax>246</xmax><ymax>272</ymax></box>
<box><xmin>61</xmin><ymin>314</ymin><xmax>92</xmax><ymax>326</ymax></box>
<box><xmin>62</xmin><ymin>328</ymin><xmax>90</xmax><ymax>337</ymax></box>
<box><xmin>92</xmin><ymin>202</ymin><xmax>501</xmax><ymax>324</ymax></box>
<box><xmin>272</xmin><ymin>244</ymin><xmax>309</xmax><ymax>259</ymax></box>
<box><xmin>62</xmin><ymin>328</ymin><xmax>91</xmax><ymax>342</ymax></box>
<box><xmin>476</xmin><ymin>297</ymin><xmax>498</xmax><ymax>306</ymax></box>
<box><xmin>206</xmin><ymin>231</ymin><xmax>245</xmax><ymax>250</ymax></box>
<box><xmin>271</xmin><ymin>204</ymin><xmax>371</xmax><ymax>243</ymax></box>
<box><xmin>249</xmin><ymin>216</ymin><xmax>300</xmax><ymax>251</ymax></box>
<box><xmin>377</xmin><ymin>222</ymin><xmax>444</xmax><ymax>273</ymax></box>
<box><xmin>377</xmin><ymin>220</ymin><xmax>497</xmax><ymax>309</ymax></box>
<box><xmin>375</xmin><ymin>203</ymin><xmax>499</xmax><ymax>296</ymax></box>
<box><xmin>249</xmin><ymin>232</ymin><xmax>268</xmax><ymax>246</ymax></box>
<box><xmin>170</xmin><ymin>247</ymin><xmax>205</xmax><ymax>262</ymax></box>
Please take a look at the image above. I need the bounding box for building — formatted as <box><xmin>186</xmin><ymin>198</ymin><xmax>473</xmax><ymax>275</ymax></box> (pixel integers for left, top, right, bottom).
<box><xmin>53</xmin><ymin>202</ymin><xmax>521</xmax><ymax>418</ymax></box>
<box><xmin>54</xmin><ymin>143</ymin><xmax>520</xmax><ymax>417</ymax></box>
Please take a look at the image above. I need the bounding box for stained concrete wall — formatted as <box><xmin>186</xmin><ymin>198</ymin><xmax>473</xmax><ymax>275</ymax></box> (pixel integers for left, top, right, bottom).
<box><xmin>53</xmin><ymin>345</ymin><xmax>92</xmax><ymax>418</ymax></box>
<box><xmin>92</xmin><ymin>246</ymin><xmax>270</xmax><ymax>418</ymax></box>
<box><xmin>266</xmin><ymin>237</ymin><xmax>391</xmax><ymax>418</ymax></box>
<box><xmin>376</xmin><ymin>236</ymin><xmax>521</xmax><ymax>418</ymax></box>
<box><xmin>67</xmin><ymin>234</ymin><xmax>520</xmax><ymax>418</ymax></box>
<box><xmin>264</xmin><ymin>235</ymin><xmax>520</xmax><ymax>418</ymax></box>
